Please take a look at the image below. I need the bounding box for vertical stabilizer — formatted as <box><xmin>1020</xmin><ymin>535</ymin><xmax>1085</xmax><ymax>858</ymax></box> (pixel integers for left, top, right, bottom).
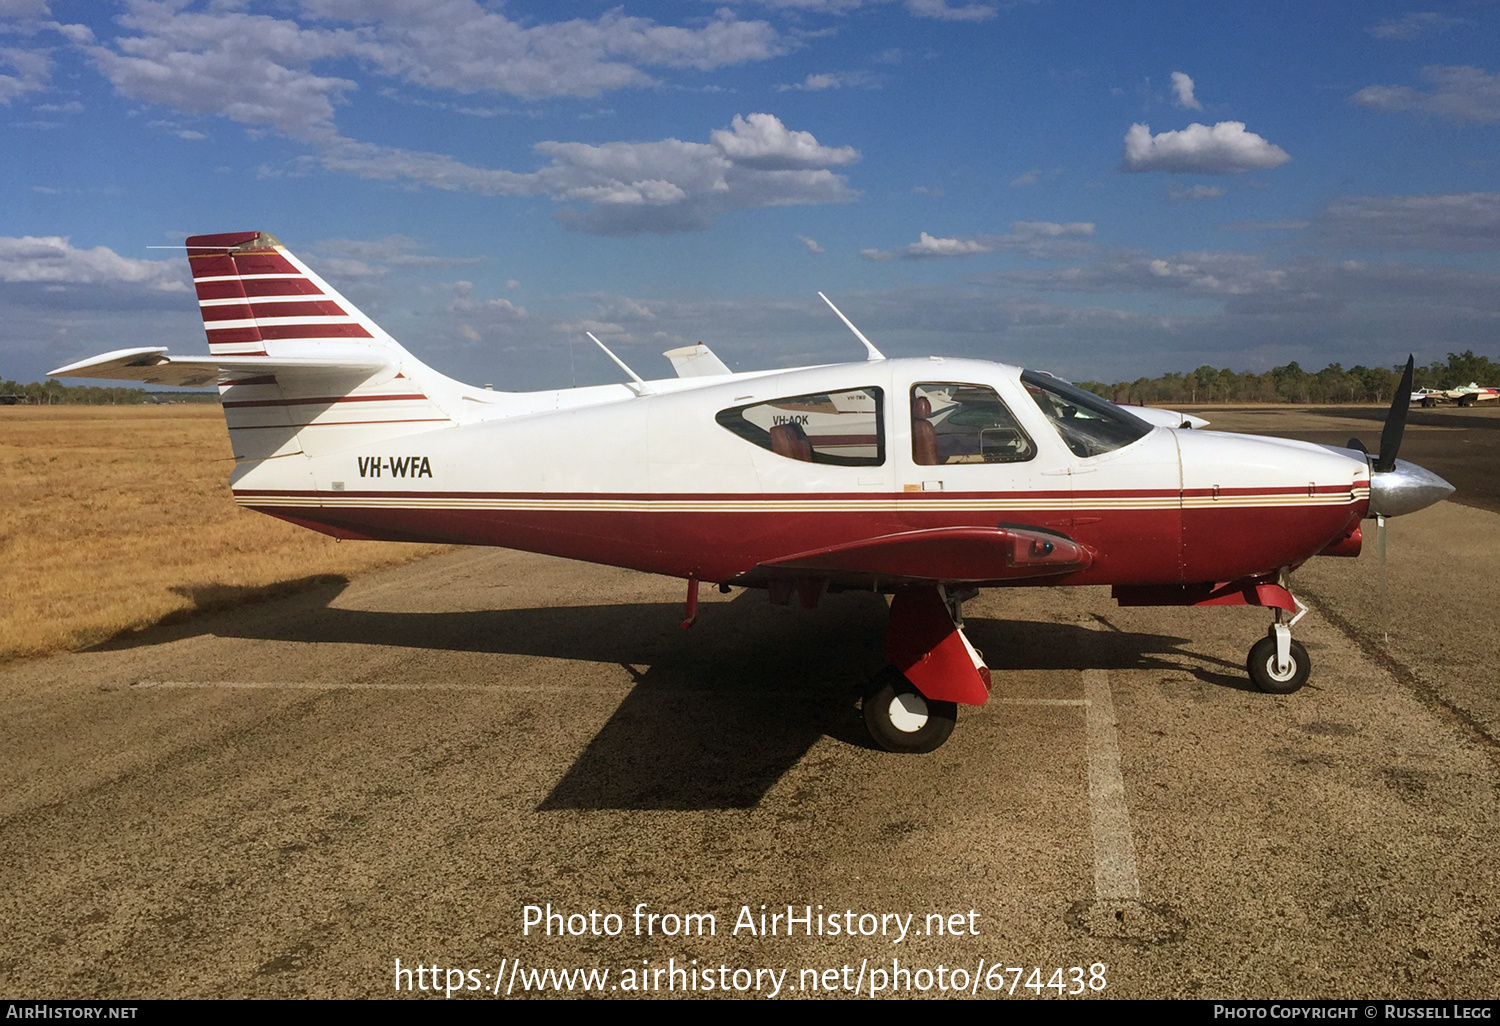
<box><xmin>184</xmin><ymin>232</ymin><xmax>467</xmax><ymax>461</ymax></box>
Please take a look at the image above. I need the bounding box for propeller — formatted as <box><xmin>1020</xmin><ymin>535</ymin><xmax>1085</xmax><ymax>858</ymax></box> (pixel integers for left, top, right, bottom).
<box><xmin>1373</xmin><ymin>355</ymin><xmax>1414</xmax><ymax>473</ymax></box>
<box><xmin>1345</xmin><ymin>354</ymin><xmax>1451</xmax><ymax>519</ymax></box>
<box><xmin>1346</xmin><ymin>356</ymin><xmax>1416</xmax><ymax>644</ymax></box>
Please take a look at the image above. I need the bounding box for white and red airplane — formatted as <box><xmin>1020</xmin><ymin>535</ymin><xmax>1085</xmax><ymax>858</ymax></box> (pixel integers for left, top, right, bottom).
<box><xmin>51</xmin><ymin>231</ymin><xmax>1454</xmax><ymax>752</ymax></box>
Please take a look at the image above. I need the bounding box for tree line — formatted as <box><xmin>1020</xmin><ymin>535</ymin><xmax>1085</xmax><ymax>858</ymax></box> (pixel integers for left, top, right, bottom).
<box><xmin>0</xmin><ymin>378</ymin><xmax>218</xmax><ymax>405</ymax></box>
<box><xmin>1077</xmin><ymin>350</ymin><xmax>1499</xmax><ymax>406</ymax></box>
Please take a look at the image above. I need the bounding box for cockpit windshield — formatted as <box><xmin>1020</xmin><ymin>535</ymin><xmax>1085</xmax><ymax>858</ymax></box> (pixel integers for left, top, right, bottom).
<box><xmin>1021</xmin><ymin>371</ymin><xmax>1153</xmax><ymax>458</ymax></box>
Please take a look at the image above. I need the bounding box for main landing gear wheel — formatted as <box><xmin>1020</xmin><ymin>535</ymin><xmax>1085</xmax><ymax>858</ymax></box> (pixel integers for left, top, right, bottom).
<box><xmin>1246</xmin><ymin>635</ymin><xmax>1311</xmax><ymax>694</ymax></box>
<box><xmin>862</xmin><ymin>668</ymin><xmax>957</xmax><ymax>754</ymax></box>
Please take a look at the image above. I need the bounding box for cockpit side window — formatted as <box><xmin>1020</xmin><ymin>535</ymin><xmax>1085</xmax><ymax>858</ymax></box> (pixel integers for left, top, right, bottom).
<box><xmin>911</xmin><ymin>383</ymin><xmax>1036</xmax><ymax>465</ymax></box>
<box><xmin>1021</xmin><ymin>371</ymin><xmax>1152</xmax><ymax>458</ymax></box>
<box><xmin>716</xmin><ymin>387</ymin><xmax>884</xmax><ymax>466</ymax></box>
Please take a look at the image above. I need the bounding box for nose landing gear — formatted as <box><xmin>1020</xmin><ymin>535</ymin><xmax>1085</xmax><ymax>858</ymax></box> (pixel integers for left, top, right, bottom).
<box><xmin>1246</xmin><ymin>590</ymin><xmax>1310</xmax><ymax>694</ymax></box>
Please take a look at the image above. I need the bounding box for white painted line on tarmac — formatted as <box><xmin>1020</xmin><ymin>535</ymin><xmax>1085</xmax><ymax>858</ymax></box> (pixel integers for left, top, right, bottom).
<box><xmin>1083</xmin><ymin>668</ymin><xmax>1142</xmax><ymax>901</ymax></box>
<box><xmin>989</xmin><ymin>698</ymin><xmax>1090</xmax><ymax>706</ymax></box>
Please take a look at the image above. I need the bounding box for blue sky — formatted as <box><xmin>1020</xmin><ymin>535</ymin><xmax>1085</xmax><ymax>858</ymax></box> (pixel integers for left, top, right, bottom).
<box><xmin>3</xmin><ymin>0</ymin><xmax>1497</xmax><ymax>390</ymax></box>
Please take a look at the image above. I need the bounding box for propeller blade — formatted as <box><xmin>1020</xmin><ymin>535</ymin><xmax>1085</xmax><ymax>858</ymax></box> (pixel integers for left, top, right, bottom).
<box><xmin>1374</xmin><ymin>355</ymin><xmax>1414</xmax><ymax>473</ymax></box>
<box><xmin>1347</xmin><ymin>437</ymin><xmax>1368</xmax><ymax>455</ymax></box>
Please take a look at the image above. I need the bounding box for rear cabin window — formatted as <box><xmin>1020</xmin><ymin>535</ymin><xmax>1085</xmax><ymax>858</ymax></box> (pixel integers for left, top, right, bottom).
<box><xmin>911</xmin><ymin>383</ymin><xmax>1036</xmax><ymax>465</ymax></box>
<box><xmin>716</xmin><ymin>387</ymin><xmax>885</xmax><ymax>466</ymax></box>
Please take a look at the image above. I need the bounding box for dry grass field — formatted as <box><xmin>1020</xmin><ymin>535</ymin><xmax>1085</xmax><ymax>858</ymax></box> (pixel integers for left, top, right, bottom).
<box><xmin>0</xmin><ymin>405</ymin><xmax>445</xmax><ymax>661</ymax></box>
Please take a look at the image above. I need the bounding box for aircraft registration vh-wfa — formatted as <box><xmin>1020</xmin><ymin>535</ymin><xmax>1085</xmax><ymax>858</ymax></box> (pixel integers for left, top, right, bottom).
<box><xmin>52</xmin><ymin>231</ymin><xmax>1455</xmax><ymax>753</ymax></box>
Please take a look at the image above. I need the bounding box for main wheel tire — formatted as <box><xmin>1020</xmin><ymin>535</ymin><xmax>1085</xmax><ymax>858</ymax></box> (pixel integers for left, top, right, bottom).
<box><xmin>1246</xmin><ymin>636</ymin><xmax>1311</xmax><ymax>694</ymax></box>
<box><xmin>862</xmin><ymin>669</ymin><xmax>957</xmax><ymax>754</ymax></box>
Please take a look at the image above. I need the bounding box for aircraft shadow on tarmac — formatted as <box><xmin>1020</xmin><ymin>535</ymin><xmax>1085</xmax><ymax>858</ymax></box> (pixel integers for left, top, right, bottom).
<box><xmin>97</xmin><ymin>581</ymin><xmax>1233</xmax><ymax>810</ymax></box>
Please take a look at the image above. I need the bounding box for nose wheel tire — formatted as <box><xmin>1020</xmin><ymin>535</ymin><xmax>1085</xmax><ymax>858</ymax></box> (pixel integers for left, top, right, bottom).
<box><xmin>862</xmin><ymin>669</ymin><xmax>957</xmax><ymax>753</ymax></box>
<box><xmin>1246</xmin><ymin>636</ymin><xmax>1311</xmax><ymax>694</ymax></box>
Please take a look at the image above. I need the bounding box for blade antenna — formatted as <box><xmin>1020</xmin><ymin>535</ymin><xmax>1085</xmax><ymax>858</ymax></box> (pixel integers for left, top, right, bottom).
<box><xmin>818</xmin><ymin>292</ymin><xmax>885</xmax><ymax>362</ymax></box>
<box><xmin>586</xmin><ymin>331</ymin><xmax>649</xmax><ymax>391</ymax></box>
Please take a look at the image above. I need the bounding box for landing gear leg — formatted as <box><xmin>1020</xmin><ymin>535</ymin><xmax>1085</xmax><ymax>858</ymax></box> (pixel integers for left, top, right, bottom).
<box><xmin>1246</xmin><ymin>588</ymin><xmax>1311</xmax><ymax>694</ymax></box>
<box><xmin>863</xmin><ymin>586</ymin><xmax>990</xmax><ymax>753</ymax></box>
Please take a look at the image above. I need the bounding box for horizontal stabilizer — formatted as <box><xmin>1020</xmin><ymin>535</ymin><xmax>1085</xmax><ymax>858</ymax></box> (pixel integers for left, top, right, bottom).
<box><xmin>761</xmin><ymin>525</ymin><xmax>1092</xmax><ymax>584</ymax></box>
<box><xmin>49</xmin><ymin>346</ymin><xmax>394</xmax><ymax>389</ymax></box>
<box><xmin>663</xmin><ymin>343</ymin><xmax>732</xmax><ymax>378</ymax></box>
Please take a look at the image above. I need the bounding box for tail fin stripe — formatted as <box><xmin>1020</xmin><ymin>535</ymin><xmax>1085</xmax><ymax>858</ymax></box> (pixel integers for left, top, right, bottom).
<box><xmin>201</xmin><ymin>306</ymin><xmax>354</xmax><ymax>323</ymax></box>
<box><xmin>200</xmin><ymin>295</ymin><xmax>337</xmax><ymax>308</ymax></box>
<box><xmin>204</xmin><ymin>327</ymin><xmax>264</xmax><ymax>344</ymax></box>
<box><xmin>194</xmin><ymin>273</ymin><xmax>307</xmax><ymax>284</ymax></box>
<box><xmin>196</xmin><ymin>281</ymin><xmax>325</xmax><ymax>301</ymax></box>
<box><xmin>189</xmin><ymin>253</ymin><xmax>300</xmax><ymax>276</ymax></box>
<box><xmin>231</xmin><ymin>324</ymin><xmax>373</xmax><ymax>341</ymax></box>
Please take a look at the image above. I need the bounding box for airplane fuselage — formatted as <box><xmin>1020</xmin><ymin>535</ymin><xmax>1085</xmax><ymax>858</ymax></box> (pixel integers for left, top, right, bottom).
<box><xmin>227</xmin><ymin>357</ymin><xmax>1370</xmax><ymax>590</ymax></box>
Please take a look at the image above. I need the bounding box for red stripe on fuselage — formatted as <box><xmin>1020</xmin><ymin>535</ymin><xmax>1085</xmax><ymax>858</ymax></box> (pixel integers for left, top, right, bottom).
<box><xmin>235</xmin><ymin>490</ymin><xmax>1364</xmax><ymax>587</ymax></box>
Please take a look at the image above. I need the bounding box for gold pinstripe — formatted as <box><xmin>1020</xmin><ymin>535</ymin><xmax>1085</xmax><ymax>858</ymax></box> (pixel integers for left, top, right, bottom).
<box><xmin>236</xmin><ymin>488</ymin><xmax>1369</xmax><ymax>513</ymax></box>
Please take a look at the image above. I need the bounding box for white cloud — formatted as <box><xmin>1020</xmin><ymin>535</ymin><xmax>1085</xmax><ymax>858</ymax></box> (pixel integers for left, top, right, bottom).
<box><xmin>860</xmin><ymin>248</ymin><xmax>893</xmax><ymax>261</ymax></box>
<box><xmin>311</xmin><ymin>235</ymin><xmax>487</xmax><ymax>270</ymax></box>
<box><xmin>895</xmin><ymin>222</ymin><xmax>1094</xmax><ymax>260</ymax></box>
<box><xmin>1368</xmin><ymin>12</ymin><xmax>1465</xmax><ymax>40</ymax></box>
<box><xmin>1170</xmin><ymin>184</ymin><xmax>1225</xmax><ymax>200</ymax></box>
<box><xmin>913</xmin><ymin>184</ymin><xmax>943</xmax><ymax>197</ymax></box>
<box><xmin>449</xmin><ymin>281</ymin><xmax>527</xmax><ymax>320</ymax></box>
<box><xmin>306</xmin><ymin>113</ymin><xmax>859</xmax><ymax>235</ymax></box>
<box><xmin>1351</xmin><ymin>66</ymin><xmax>1500</xmax><ymax>124</ymax></box>
<box><xmin>902</xmin><ymin>0</ymin><xmax>996</xmax><ymax>22</ymax></box>
<box><xmin>1220</xmin><ymin>220</ymin><xmax>1309</xmax><ymax>232</ymax></box>
<box><xmin>722</xmin><ymin>0</ymin><xmax>995</xmax><ymax>21</ymax></box>
<box><xmin>0</xmin><ymin>235</ymin><xmax>187</xmax><ymax>290</ymax></box>
<box><xmin>1009</xmin><ymin>221</ymin><xmax>1094</xmax><ymax>239</ymax></box>
<box><xmin>0</xmin><ymin>0</ymin><xmax>49</xmax><ymax>19</ymax></box>
<box><xmin>1314</xmin><ymin>193</ymin><xmax>1500</xmax><ymax>252</ymax></box>
<box><xmin>76</xmin><ymin>1</ymin><xmax>790</xmax><ymax>141</ymax></box>
<box><xmin>78</xmin><ymin>6</ymin><xmax>361</xmax><ymax>141</ymax></box>
<box><xmin>1170</xmin><ymin>71</ymin><xmax>1202</xmax><ymax>110</ymax></box>
<box><xmin>987</xmin><ymin>249</ymin><xmax>1288</xmax><ymax>297</ymax></box>
<box><xmin>0</xmin><ymin>46</ymin><xmax>49</xmax><ymax>103</ymax></box>
<box><xmin>797</xmin><ymin>235</ymin><xmax>824</xmax><ymax>253</ymax></box>
<box><xmin>1122</xmin><ymin>122</ymin><xmax>1291</xmax><ymax>174</ymax></box>
<box><xmin>709</xmin><ymin>113</ymin><xmax>859</xmax><ymax>169</ymax></box>
<box><xmin>904</xmin><ymin>232</ymin><xmax>992</xmax><ymax>258</ymax></box>
<box><xmin>776</xmin><ymin>70</ymin><xmax>877</xmax><ymax>91</ymax></box>
<box><xmin>1009</xmin><ymin>168</ymin><xmax>1039</xmax><ymax>187</ymax></box>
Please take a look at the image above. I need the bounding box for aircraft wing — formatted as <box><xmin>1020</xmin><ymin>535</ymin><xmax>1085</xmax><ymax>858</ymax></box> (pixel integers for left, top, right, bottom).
<box><xmin>49</xmin><ymin>346</ymin><xmax>394</xmax><ymax>389</ymax></box>
<box><xmin>756</xmin><ymin>524</ymin><xmax>1092</xmax><ymax>585</ymax></box>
